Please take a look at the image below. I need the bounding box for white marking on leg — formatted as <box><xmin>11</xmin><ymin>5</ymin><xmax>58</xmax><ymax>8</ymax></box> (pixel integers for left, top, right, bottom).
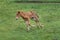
<box><xmin>25</xmin><ymin>21</ymin><xmax>30</xmax><ymax>31</ymax></box>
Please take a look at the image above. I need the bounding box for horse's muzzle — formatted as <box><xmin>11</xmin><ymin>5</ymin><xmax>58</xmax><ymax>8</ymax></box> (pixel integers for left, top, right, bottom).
<box><xmin>16</xmin><ymin>17</ymin><xmax>18</xmax><ymax>20</ymax></box>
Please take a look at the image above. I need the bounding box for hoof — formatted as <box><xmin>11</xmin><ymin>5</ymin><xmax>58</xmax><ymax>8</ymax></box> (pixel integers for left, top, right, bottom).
<box><xmin>40</xmin><ymin>24</ymin><xmax>44</xmax><ymax>28</ymax></box>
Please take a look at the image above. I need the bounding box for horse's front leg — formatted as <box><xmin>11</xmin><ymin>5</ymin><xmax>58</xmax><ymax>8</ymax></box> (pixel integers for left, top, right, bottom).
<box><xmin>25</xmin><ymin>19</ymin><xmax>31</xmax><ymax>31</ymax></box>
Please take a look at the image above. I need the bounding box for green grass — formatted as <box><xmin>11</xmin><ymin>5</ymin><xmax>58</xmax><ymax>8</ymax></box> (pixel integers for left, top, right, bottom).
<box><xmin>0</xmin><ymin>0</ymin><xmax>60</xmax><ymax>40</ymax></box>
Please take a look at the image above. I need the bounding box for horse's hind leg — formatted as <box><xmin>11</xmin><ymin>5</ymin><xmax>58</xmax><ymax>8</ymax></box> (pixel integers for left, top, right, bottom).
<box><xmin>34</xmin><ymin>18</ymin><xmax>43</xmax><ymax>28</ymax></box>
<box><xmin>35</xmin><ymin>21</ymin><xmax>42</xmax><ymax>28</ymax></box>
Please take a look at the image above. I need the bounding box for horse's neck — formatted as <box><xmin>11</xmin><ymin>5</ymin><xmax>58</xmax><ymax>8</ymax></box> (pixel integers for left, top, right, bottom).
<box><xmin>20</xmin><ymin>12</ymin><xmax>25</xmax><ymax>17</ymax></box>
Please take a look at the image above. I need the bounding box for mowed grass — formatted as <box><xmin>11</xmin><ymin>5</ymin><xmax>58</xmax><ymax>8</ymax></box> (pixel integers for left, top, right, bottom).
<box><xmin>0</xmin><ymin>0</ymin><xmax>60</xmax><ymax>40</ymax></box>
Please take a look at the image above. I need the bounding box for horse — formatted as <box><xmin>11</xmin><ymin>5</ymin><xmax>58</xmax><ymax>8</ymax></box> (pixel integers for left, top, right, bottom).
<box><xmin>16</xmin><ymin>10</ymin><xmax>43</xmax><ymax>31</ymax></box>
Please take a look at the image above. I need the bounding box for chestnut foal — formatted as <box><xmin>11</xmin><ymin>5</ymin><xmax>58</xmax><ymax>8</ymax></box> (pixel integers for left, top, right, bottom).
<box><xmin>16</xmin><ymin>11</ymin><xmax>43</xmax><ymax>31</ymax></box>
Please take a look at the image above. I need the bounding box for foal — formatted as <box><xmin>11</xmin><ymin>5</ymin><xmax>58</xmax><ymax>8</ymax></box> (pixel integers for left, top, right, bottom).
<box><xmin>16</xmin><ymin>11</ymin><xmax>43</xmax><ymax>31</ymax></box>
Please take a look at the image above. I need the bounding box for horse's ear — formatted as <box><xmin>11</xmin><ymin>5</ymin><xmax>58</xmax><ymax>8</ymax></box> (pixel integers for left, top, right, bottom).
<box><xmin>20</xmin><ymin>11</ymin><xmax>23</xmax><ymax>13</ymax></box>
<box><xmin>18</xmin><ymin>11</ymin><xmax>20</xmax><ymax>13</ymax></box>
<box><xmin>21</xmin><ymin>11</ymin><xmax>23</xmax><ymax>13</ymax></box>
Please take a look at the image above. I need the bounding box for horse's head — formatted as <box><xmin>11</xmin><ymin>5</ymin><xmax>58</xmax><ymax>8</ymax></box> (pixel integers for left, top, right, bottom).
<box><xmin>16</xmin><ymin>11</ymin><xmax>20</xmax><ymax>20</ymax></box>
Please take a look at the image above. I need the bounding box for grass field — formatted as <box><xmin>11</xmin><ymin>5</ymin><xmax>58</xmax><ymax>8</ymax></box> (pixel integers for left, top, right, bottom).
<box><xmin>0</xmin><ymin>0</ymin><xmax>60</xmax><ymax>40</ymax></box>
